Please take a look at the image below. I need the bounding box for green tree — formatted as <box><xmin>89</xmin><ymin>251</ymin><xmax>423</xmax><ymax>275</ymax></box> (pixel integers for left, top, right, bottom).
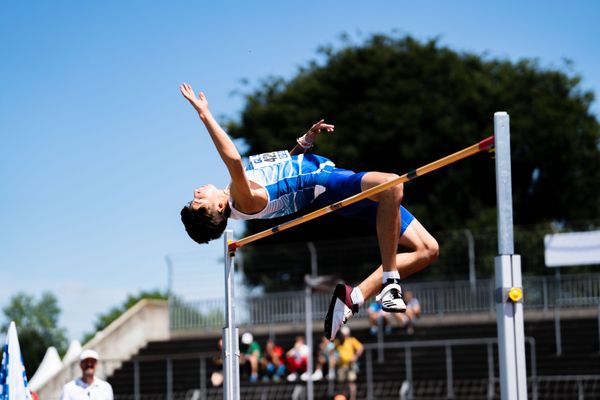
<box><xmin>81</xmin><ymin>289</ymin><xmax>167</xmax><ymax>344</ymax></box>
<box><xmin>226</xmin><ymin>34</ymin><xmax>600</xmax><ymax>289</ymax></box>
<box><xmin>2</xmin><ymin>292</ymin><xmax>67</xmax><ymax>376</ymax></box>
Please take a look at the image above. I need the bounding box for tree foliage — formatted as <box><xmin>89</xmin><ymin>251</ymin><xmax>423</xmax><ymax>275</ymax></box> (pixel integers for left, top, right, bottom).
<box><xmin>2</xmin><ymin>292</ymin><xmax>67</xmax><ymax>376</ymax></box>
<box><xmin>225</xmin><ymin>34</ymin><xmax>600</xmax><ymax>290</ymax></box>
<box><xmin>81</xmin><ymin>289</ymin><xmax>167</xmax><ymax>344</ymax></box>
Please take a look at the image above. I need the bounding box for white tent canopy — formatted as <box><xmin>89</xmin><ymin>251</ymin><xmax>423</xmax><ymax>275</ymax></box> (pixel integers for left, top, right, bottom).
<box><xmin>28</xmin><ymin>347</ymin><xmax>62</xmax><ymax>392</ymax></box>
<box><xmin>61</xmin><ymin>340</ymin><xmax>82</xmax><ymax>366</ymax></box>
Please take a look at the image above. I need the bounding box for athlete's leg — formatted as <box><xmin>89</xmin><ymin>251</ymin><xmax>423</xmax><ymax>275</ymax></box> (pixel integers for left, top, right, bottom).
<box><xmin>359</xmin><ymin>172</ymin><xmax>404</xmax><ymax>274</ymax></box>
<box><xmin>324</xmin><ymin>170</ymin><xmax>411</xmax><ymax>340</ymax></box>
<box><xmin>356</xmin><ymin>172</ymin><xmax>410</xmax><ymax>313</ymax></box>
<box><xmin>357</xmin><ymin>219</ymin><xmax>439</xmax><ymax>300</ymax></box>
<box><xmin>324</xmin><ymin>218</ymin><xmax>438</xmax><ymax>339</ymax></box>
<box><xmin>396</xmin><ymin>219</ymin><xmax>439</xmax><ymax>277</ymax></box>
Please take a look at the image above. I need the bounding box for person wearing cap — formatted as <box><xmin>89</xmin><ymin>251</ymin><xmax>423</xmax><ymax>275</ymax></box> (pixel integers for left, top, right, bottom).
<box><xmin>60</xmin><ymin>349</ymin><xmax>114</xmax><ymax>400</ymax></box>
<box><xmin>240</xmin><ymin>332</ymin><xmax>261</xmax><ymax>383</ymax></box>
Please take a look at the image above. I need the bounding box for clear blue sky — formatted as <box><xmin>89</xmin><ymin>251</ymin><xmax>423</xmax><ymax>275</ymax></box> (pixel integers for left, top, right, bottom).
<box><xmin>1</xmin><ymin>1</ymin><xmax>599</xmax><ymax>342</ymax></box>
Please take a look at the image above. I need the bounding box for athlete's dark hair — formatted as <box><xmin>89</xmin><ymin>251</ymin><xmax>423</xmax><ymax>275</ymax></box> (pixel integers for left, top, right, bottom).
<box><xmin>180</xmin><ymin>203</ymin><xmax>230</xmax><ymax>244</ymax></box>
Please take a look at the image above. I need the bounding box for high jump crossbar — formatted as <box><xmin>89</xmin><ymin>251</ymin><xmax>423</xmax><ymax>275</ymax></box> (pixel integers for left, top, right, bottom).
<box><xmin>228</xmin><ymin>135</ymin><xmax>494</xmax><ymax>252</ymax></box>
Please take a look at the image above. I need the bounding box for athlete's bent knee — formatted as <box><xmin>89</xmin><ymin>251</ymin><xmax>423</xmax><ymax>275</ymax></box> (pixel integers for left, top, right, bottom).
<box><xmin>381</xmin><ymin>175</ymin><xmax>403</xmax><ymax>203</ymax></box>
<box><xmin>424</xmin><ymin>238</ymin><xmax>440</xmax><ymax>264</ymax></box>
<box><xmin>415</xmin><ymin>237</ymin><xmax>439</xmax><ymax>265</ymax></box>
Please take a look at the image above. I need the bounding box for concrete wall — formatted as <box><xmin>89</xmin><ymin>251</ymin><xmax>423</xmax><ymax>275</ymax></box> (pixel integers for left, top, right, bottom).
<box><xmin>36</xmin><ymin>299</ymin><xmax>169</xmax><ymax>400</ymax></box>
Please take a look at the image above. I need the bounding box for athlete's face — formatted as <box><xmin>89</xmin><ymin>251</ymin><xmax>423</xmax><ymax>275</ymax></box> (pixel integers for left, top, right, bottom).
<box><xmin>190</xmin><ymin>184</ymin><xmax>222</xmax><ymax>212</ymax></box>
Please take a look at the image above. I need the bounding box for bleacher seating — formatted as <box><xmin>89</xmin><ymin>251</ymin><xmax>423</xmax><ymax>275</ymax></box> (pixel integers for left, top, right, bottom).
<box><xmin>108</xmin><ymin>316</ymin><xmax>600</xmax><ymax>399</ymax></box>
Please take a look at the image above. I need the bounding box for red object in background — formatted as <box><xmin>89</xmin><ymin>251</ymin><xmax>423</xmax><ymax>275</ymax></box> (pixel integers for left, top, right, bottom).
<box><xmin>272</xmin><ymin>345</ymin><xmax>284</xmax><ymax>358</ymax></box>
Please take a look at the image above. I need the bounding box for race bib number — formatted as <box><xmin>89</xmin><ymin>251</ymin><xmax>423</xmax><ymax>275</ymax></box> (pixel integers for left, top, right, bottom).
<box><xmin>248</xmin><ymin>151</ymin><xmax>291</xmax><ymax>169</ymax></box>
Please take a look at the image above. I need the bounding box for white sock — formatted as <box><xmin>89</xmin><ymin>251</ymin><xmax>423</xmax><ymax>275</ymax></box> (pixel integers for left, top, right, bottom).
<box><xmin>350</xmin><ymin>287</ymin><xmax>364</xmax><ymax>306</ymax></box>
<box><xmin>382</xmin><ymin>271</ymin><xmax>400</xmax><ymax>284</ymax></box>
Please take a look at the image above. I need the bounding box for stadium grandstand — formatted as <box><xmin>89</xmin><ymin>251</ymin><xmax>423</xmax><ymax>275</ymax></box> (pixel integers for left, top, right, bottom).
<box><xmin>30</xmin><ymin>268</ymin><xmax>600</xmax><ymax>400</ymax></box>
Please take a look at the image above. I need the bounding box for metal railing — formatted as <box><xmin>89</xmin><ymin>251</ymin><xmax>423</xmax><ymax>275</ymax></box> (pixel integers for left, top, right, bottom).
<box><xmin>363</xmin><ymin>337</ymin><xmax>536</xmax><ymax>400</ymax></box>
<box><xmin>113</xmin><ymin>376</ymin><xmax>600</xmax><ymax>400</ymax></box>
<box><xmin>108</xmin><ymin>345</ymin><xmax>600</xmax><ymax>400</ymax></box>
<box><xmin>103</xmin><ymin>337</ymin><xmax>600</xmax><ymax>399</ymax></box>
<box><xmin>170</xmin><ymin>273</ymin><xmax>600</xmax><ymax>330</ymax></box>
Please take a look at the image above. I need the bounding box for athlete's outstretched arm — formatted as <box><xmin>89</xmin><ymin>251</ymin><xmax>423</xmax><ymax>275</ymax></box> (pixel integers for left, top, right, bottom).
<box><xmin>290</xmin><ymin>119</ymin><xmax>335</xmax><ymax>155</ymax></box>
<box><xmin>180</xmin><ymin>83</ymin><xmax>253</xmax><ymax>200</ymax></box>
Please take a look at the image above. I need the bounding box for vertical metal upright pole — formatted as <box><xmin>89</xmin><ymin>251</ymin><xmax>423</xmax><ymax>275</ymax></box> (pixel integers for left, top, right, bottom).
<box><xmin>494</xmin><ymin>112</ymin><xmax>528</xmax><ymax>400</ymax></box>
<box><xmin>305</xmin><ymin>284</ymin><xmax>314</xmax><ymax>400</ymax></box>
<box><xmin>464</xmin><ymin>229</ymin><xmax>476</xmax><ymax>291</ymax></box>
<box><xmin>597</xmin><ymin>303</ymin><xmax>600</xmax><ymax>353</ymax></box>
<box><xmin>305</xmin><ymin>242</ymin><xmax>318</xmax><ymax>400</ymax></box>
<box><xmin>405</xmin><ymin>347</ymin><xmax>413</xmax><ymax>400</ymax></box>
<box><xmin>166</xmin><ymin>358</ymin><xmax>173</xmax><ymax>400</ymax></box>
<box><xmin>377</xmin><ymin>318</ymin><xmax>385</xmax><ymax>363</ymax></box>
<box><xmin>542</xmin><ymin>278</ymin><xmax>548</xmax><ymax>313</ymax></box>
<box><xmin>554</xmin><ymin>306</ymin><xmax>562</xmax><ymax>356</ymax></box>
<box><xmin>307</xmin><ymin>242</ymin><xmax>318</xmax><ymax>277</ymax></box>
<box><xmin>445</xmin><ymin>345</ymin><xmax>454</xmax><ymax>399</ymax></box>
<box><xmin>223</xmin><ymin>230</ymin><xmax>240</xmax><ymax>400</ymax></box>
<box><xmin>366</xmin><ymin>350</ymin><xmax>374</xmax><ymax>400</ymax></box>
<box><xmin>165</xmin><ymin>256</ymin><xmax>174</xmax><ymax>330</ymax></box>
<box><xmin>200</xmin><ymin>357</ymin><xmax>207</xmax><ymax>400</ymax></box>
<box><xmin>133</xmin><ymin>359</ymin><xmax>140</xmax><ymax>400</ymax></box>
<box><xmin>487</xmin><ymin>342</ymin><xmax>495</xmax><ymax>400</ymax></box>
<box><xmin>554</xmin><ymin>268</ymin><xmax>562</xmax><ymax>355</ymax></box>
<box><xmin>166</xmin><ymin>256</ymin><xmax>174</xmax><ymax>296</ymax></box>
<box><xmin>529</xmin><ymin>338</ymin><xmax>538</xmax><ymax>400</ymax></box>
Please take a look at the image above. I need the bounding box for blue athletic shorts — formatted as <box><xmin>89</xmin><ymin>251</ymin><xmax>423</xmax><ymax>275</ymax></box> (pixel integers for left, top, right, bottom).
<box><xmin>313</xmin><ymin>168</ymin><xmax>415</xmax><ymax>235</ymax></box>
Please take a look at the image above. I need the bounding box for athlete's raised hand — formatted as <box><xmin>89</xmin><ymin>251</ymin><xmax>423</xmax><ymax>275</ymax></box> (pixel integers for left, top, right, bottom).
<box><xmin>296</xmin><ymin>119</ymin><xmax>335</xmax><ymax>149</ymax></box>
<box><xmin>306</xmin><ymin>119</ymin><xmax>335</xmax><ymax>141</ymax></box>
<box><xmin>180</xmin><ymin>83</ymin><xmax>209</xmax><ymax>115</ymax></box>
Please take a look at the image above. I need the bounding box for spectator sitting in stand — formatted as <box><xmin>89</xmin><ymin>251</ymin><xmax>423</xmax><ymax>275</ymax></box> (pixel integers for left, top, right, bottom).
<box><xmin>240</xmin><ymin>332</ymin><xmax>261</xmax><ymax>382</ymax></box>
<box><xmin>312</xmin><ymin>335</ymin><xmax>336</xmax><ymax>381</ymax></box>
<box><xmin>260</xmin><ymin>338</ymin><xmax>286</xmax><ymax>382</ymax></box>
<box><xmin>394</xmin><ymin>290</ymin><xmax>421</xmax><ymax>335</ymax></box>
<box><xmin>334</xmin><ymin>326</ymin><xmax>363</xmax><ymax>400</ymax></box>
<box><xmin>367</xmin><ymin>302</ymin><xmax>394</xmax><ymax>336</ymax></box>
<box><xmin>286</xmin><ymin>336</ymin><xmax>310</xmax><ymax>382</ymax></box>
<box><xmin>210</xmin><ymin>338</ymin><xmax>224</xmax><ymax>387</ymax></box>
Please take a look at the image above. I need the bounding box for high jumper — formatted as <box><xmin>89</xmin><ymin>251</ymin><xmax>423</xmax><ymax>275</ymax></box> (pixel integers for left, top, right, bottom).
<box><xmin>179</xmin><ymin>82</ymin><xmax>440</xmax><ymax>340</ymax></box>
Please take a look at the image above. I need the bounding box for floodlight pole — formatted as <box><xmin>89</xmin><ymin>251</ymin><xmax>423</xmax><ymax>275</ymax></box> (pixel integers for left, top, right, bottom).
<box><xmin>223</xmin><ymin>230</ymin><xmax>240</xmax><ymax>400</ymax></box>
<box><xmin>305</xmin><ymin>242</ymin><xmax>318</xmax><ymax>400</ymax></box>
<box><xmin>494</xmin><ymin>112</ymin><xmax>528</xmax><ymax>399</ymax></box>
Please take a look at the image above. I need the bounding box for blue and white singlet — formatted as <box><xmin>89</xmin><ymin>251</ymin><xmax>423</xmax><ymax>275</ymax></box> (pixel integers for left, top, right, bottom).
<box><xmin>228</xmin><ymin>151</ymin><xmax>336</xmax><ymax>220</ymax></box>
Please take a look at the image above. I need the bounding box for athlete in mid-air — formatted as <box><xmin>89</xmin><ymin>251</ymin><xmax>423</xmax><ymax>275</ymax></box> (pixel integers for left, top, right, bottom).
<box><xmin>179</xmin><ymin>83</ymin><xmax>439</xmax><ymax>340</ymax></box>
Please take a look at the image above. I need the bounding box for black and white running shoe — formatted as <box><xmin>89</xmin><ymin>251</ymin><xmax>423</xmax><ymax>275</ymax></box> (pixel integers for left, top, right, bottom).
<box><xmin>324</xmin><ymin>283</ymin><xmax>358</xmax><ymax>341</ymax></box>
<box><xmin>376</xmin><ymin>279</ymin><xmax>406</xmax><ymax>313</ymax></box>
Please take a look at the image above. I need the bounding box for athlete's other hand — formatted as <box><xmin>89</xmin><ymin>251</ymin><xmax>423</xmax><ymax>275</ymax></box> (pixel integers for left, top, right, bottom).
<box><xmin>305</xmin><ymin>119</ymin><xmax>335</xmax><ymax>143</ymax></box>
<box><xmin>180</xmin><ymin>83</ymin><xmax>209</xmax><ymax>115</ymax></box>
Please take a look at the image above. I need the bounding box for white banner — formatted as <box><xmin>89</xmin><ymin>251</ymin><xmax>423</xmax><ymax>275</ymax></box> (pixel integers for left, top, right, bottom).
<box><xmin>0</xmin><ymin>322</ymin><xmax>33</xmax><ymax>400</ymax></box>
<box><xmin>544</xmin><ymin>230</ymin><xmax>600</xmax><ymax>267</ymax></box>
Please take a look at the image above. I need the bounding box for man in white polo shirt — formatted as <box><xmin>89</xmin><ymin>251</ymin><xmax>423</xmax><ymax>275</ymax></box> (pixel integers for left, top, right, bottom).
<box><xmin>60</xmin><ymin>349</ymin><xmax>113</xmax><ymax>400</ymax></box>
